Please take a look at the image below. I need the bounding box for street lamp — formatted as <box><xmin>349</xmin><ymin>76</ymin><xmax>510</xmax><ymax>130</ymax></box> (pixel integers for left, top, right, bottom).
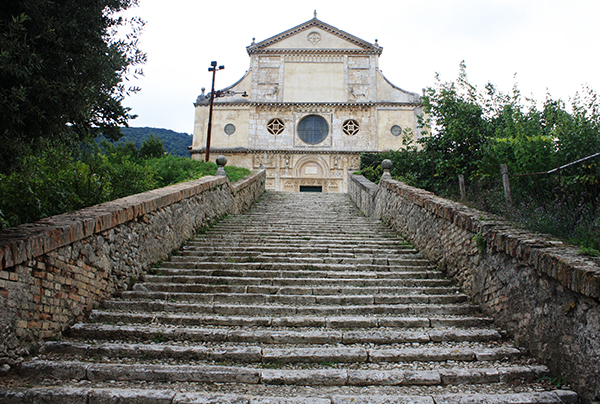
<box><xmin>204</xmin><ymin>61</ymin><xmax>249</xmax><ymax>162</ymax></box>
<box><xmin>205</xmin><ymin>61</ymin><xmax>224</xmax><ymax>162</ymax></box>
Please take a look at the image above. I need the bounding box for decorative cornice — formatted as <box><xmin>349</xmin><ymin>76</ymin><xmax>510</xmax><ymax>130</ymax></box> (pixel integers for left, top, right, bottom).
<box><xmin>195</xmin><ymin>101</ymin><xmax>422</xmax><ymax>109</ymax></box>
<box><xmin>251</xmin><ymin>48</ymin><xmax>380</xmax><ymax>56</ymax></box>
<box><xmin>247</xmin><ymin>18</ymin><xmax>382</xmax><ymax>56</ymax></box>
<box><xmin>189</xmin><ymin>147</ymin><xmax>373</xmax><ymax>155</ymax></box>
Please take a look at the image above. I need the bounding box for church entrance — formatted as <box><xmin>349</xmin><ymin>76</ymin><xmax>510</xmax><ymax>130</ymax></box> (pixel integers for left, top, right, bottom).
<box><xmin>300</xmin><ymin>186</ymin><xmax>322</xmax><ymax>193</ymax></box>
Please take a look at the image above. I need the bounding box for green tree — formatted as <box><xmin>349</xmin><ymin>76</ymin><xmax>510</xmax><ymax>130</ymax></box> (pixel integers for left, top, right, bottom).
<box><xmin>0</xmin><ymin>0</ymin><xmax>145</xmax><ymax>173</ymax></box>
<box><xmin>139</xmin><ymin>134</ymin><xmax>166</xmax><ymax>159</ymax></box>
<box><xmin>420</xmin><ymin>61</ymin><xmax>491</xmax><ymax>181</ymax></box>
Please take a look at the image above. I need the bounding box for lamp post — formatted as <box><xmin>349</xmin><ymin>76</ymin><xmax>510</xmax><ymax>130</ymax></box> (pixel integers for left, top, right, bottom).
<box><xmin>204</xmin><ymin>61</ymin><xmax>249</xmax><ymax>162</ymax></box>
<box><xmin>205</xmin><ymin>61</ymin><xmax>224</xmax><ymax>162</ymax></box>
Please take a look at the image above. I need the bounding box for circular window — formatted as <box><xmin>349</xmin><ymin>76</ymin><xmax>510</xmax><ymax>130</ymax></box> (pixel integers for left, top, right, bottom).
<box><xmin>343</xmin><ymin>119</ymin><xmax>359</xmax><ymax>136</ymax></box>
<box><xmin>391</xmin><ymin>125</ymin><xmax>402</xmax><ymax>136</ymax></box>
<box><xmin>298</xmin><ymin>115</ymin><xmax>329</xmax><ymax>145</ymax></box>
<box><xmin>267</xmin><ymin>118</ymin><xmax>285</xmax><ymax>135</ymax></box>
<box><xmin>224</xmin><ymin>124</ymin><xmax>236</xmax><ymax>135</ymax></box>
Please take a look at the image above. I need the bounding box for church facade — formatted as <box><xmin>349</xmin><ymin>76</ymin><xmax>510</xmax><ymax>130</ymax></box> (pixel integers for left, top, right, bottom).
<box><xmin>190</xmin><ymin>13</ymin><xmax>423</xmax><ymax>192</ymax></box>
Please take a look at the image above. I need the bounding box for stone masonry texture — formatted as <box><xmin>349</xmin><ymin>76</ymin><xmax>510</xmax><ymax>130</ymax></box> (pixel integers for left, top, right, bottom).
<box><xmin>349</xmin><ymin>172</ymin><xmax>600</xmax><ymax>403</ymax></box>
<box><xmin>0</xmin><ymin>170</ymin><xmax>266</xmax><ymax>369</ymax></box>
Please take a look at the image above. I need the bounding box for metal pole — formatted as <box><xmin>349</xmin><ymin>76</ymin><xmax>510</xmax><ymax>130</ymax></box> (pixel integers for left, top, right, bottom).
<box><xmin>205</xmin><ymin>62</ymin><xmax>224</xmax><ymax>162</ymax></box>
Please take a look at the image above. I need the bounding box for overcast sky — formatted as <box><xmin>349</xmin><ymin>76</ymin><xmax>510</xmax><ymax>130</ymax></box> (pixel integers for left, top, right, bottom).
<box><xmin>121</xmin><ymin>0</ymin><xmax>600</xmax><ymax>134</ymax></box>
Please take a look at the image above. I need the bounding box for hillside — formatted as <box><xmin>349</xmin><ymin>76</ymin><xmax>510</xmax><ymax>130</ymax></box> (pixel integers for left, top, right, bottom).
<box><xmin>119</xmin><ymin>127</ymin><xmax>192</xmax><ymax>157</ymax></box>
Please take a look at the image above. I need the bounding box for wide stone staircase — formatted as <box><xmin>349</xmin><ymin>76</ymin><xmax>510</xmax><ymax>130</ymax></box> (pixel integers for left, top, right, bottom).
<box><xmin>1</xmin><ymin>192</ymin><xmax>578</xmax><ymax>403</ymax></box>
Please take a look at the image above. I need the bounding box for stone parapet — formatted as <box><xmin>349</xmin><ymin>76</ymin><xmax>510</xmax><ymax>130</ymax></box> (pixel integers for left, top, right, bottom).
<box><xmin>0</xmin><ymin>170</ymin><xmax>265</xmax><ymax>368</ymax></box>
<box><xmin>348</xmin><ymin>172</ymin><xmax>378</xmax><ymax>217</ymax></box>
<box><xmin>348</xmin><ymin>174</ymin><xmax>600</xmax><ymax>403</ymax></box>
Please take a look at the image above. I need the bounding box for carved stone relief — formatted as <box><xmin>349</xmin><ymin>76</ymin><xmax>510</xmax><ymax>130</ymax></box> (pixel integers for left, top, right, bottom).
<box><xmin>349</xmin><ymin>85</ymin><xmax>369</xmax><ymax>101</ymax></box>
<box><xmin>349</xmin><ymin>70</ymin><xmax>370</xmax><ymax>84</ymax></box>
<box><xmin>258</xmin><ymin>68</ymin><xmax>279</xmax><ymax>84</ymax></box>
<box><xmin>307</xmin><ymin>32</ymin><xmax>322</xmax><ymax>45</ymax></box>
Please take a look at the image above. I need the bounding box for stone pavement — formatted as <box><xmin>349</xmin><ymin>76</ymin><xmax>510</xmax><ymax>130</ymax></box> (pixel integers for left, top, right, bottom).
<box><xmin>0</xmin><ymin>191</ymin><xmax>578</xmax><ymax>403</ymax></box>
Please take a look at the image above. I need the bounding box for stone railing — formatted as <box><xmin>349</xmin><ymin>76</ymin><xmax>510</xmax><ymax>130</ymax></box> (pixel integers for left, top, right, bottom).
<box><xmin>0</xmin><ymin>167</ymin><xmax>266</xmax><ymax>370</ymax></box>
<box><xmin>348</xmin><ymin>166</ymin><xmax>600</xmax><ymax>403</ymax></box>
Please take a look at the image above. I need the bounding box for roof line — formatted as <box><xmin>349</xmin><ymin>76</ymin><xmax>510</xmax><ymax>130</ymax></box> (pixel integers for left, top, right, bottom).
<box><xmin>247</xmin><ymin>17</ymin><xmax>382</xmax><ymax>55</ymax></box>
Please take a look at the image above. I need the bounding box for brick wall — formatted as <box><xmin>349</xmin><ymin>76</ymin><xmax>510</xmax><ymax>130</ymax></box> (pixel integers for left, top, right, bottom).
<box><xmin>0</xmin><ymin>170</ymin><xmax>266</xmax><ymax>368</ymax></box>
<box><xmin>348</xmin><ymin>172</ymin><xmax>600</xmax><ymax>403</ymax></box>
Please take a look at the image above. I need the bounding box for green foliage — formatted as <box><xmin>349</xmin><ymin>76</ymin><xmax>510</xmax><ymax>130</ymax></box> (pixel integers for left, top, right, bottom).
<box><xmin>139</xmin><ymin>134</ymin><xmax>166</xmax><ymax>159</ymax></box>
<box><xmin>145</xmin><ymin>156</ymin><xmax>217</xmax><ymax>188</ymax></box>
<box><xmin>0</xmin><ymin>0</ymin><xmax>145</xmax><ymax>173</ymax></box>
<box><xmin>224</xmin><ymin>165</ymin><xmax>253</xmax><ymax>183</ymax></box>
<box><xmin>360</xmin><ymin>62</ymin><xmax>600</xmax><ymax>251</ymax></box>
<box><xmin>473</xmin><ymin>232</ymin><xmax>486</xmax><ymax>257</ymax></box>
<box><xmin>578</xmin><ymin>247</ymin><xmax>600</xmax><ymax>257</ymax></box>
<box><xmin>537</xmin><ymin>375</ymin><xmax>569</xmax><ymax>389</ymax></box>
<box><xmin>0</xmin><ymin>141</ymin><xmax>251</xmax><ymax>229</ymax></box>
<box><xmin>420</xmin><ymin>62</ymin><xmax>490</xmax><ymax>181</ymax></box>
<box><xmin>150</xmin><ymin>331</ymin><xmax>167</xmax><ymax>344</ymax></box>
<box><xmin>119</xmin><ymin>127</ymin><xmax>192</xmax><ymax>157</ymax></box>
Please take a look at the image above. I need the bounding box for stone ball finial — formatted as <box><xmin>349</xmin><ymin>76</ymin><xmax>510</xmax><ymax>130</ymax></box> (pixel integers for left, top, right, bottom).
<box><xmin>216</xmin><ymin>155</ymin><xmax>227</xmax><ymax>167</ymax></box>
<box><xmin>381</xmin><ymin>159</ymin><xmax>392</xmax><ymax>180</ymax></box>
<box><xmin>215</xmin><ymin>155</ymin><xmax>228</xmax><ymax>177</ymax></box>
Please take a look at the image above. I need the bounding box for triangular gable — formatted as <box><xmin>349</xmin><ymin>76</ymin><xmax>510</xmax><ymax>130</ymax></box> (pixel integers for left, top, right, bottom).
<box><xmin>247</xmin><ymin>17</ymin><xmax>382</xmax><ymax>55</ymax></box>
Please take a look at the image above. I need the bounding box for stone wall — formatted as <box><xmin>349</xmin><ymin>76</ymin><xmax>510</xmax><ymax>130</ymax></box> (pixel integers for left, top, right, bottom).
<box><xmin>347</xmin><ymin>170</ymin><xmax>378</xmax><ymax>217</ymax></box>
<box><xmin>348</xmin><ymin>173</ymin><xmax>600</xmax><ymax>403</ymax></box>
<box><xmin>0</xmin><ymin>170</ymin><xmax>266</xmax><ymax>371</ymax></box>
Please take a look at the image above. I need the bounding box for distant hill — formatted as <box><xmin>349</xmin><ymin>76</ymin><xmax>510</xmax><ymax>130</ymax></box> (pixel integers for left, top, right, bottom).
<box><xmin>118</xmin><ymin>127</ymin><xmax>192</xmax><ymax>157</ymax></box>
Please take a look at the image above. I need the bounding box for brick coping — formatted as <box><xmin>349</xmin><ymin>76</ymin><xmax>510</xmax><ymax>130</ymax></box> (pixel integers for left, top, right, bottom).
<box><xmin>0</xmin><ymin>172</ymin><xmax>262</xmax><ymax>271</ymax></box>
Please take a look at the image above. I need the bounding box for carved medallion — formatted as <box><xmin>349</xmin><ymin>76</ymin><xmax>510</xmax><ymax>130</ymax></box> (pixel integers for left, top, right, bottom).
<box><xmin>307</xmin><ymin>32</ymin><xmax>322</xmax><ymax>45</ymax></box>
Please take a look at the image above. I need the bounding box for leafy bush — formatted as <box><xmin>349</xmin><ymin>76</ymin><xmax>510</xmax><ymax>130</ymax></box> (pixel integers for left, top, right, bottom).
<box><xmin>0</xmin><ymin>141</ymin><xmax>251</xmax><ymax>229</ymax></box>
<box><xmin>360</xmin><ymin>62</ymin><xmax>600</xmax><ymax>251</ymax></box>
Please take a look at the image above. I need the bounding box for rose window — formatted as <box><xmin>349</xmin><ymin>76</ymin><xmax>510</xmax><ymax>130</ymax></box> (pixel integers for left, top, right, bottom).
<box><xmin>298</xmin><ymin>115</ymin><xmax>329</xmax><ymax>145</ymax></box>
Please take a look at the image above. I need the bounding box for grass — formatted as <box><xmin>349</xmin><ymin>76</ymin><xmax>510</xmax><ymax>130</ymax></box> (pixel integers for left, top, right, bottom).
<box><xmin>261</xmin><ymin>362</ymin><xmax>284</xmax><ymax>369</ymax></box>
<box><xmin>578</xmin><ymin>246</ymin><xmax>600</xmax><ymax>257</ymax></box>
<box><xmin>537</xmin><ymin>375</ymin><xmax>569</xmax><ymax>389</ymax></box>
<box><xmin>151</xmin><ymin>331</ymin><xmax>167</xmax><ymax>344</ymax></box>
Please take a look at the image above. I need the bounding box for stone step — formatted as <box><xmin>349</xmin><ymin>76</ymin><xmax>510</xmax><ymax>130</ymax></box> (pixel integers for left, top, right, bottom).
<box><xmin>0</xmin><ymin>387</ymin><xmax>579</xmax><ymax>404</ymax></box>
<box><xmin>181</xmin><ymin>247</ymin><xmax>420</xmax><ymax>257</ymax></box>
<box><xmin>99</xmin><ymin>300</ymin><xmax>480</xmax><ymax>317</ymax></box>
<box><xmin>87</xmin><ymin>312</ymin><xmax>494</xmax><ymax>328</ymax></box>
<box><xmin>42</xmin><ymin>341</ymin><xmax>523</xmax><ymax>363</ymax></box>
<box><xmin>7</xmin><ymin>191</ymin><xmax>572</xmax><ymax>402</ymax></box>
<box><xmin>156</xmin><ymin>257</ymin><xmax>436</xmax><ymax>270</ymax></box>
<box><xmin>198</xmin><ymin>233</ymin><xmax>402</xmax><ymax>240</ymax></box>
<box><xmin>122</xmin><ymin>290</ymin><xmax>468</xmax><ymax>305</ymax></box>
<box><xmin>127</xmin><ymin>284</ymin><xmax>460</xmax><ymax>296</ymax></box>
<box><xmin>177</xmin><ymin>250</ymin><xmax>421</xmax><ymax>259</ymax></box>
<box><xmin>143</xmin><ymin>269</ymin><xmax>441</xmax><ymax>280</ymax></box>
<box><xmin>186</xmin><ymin>239</ymin><xmax>412</xmax><ymax>248</ymax></box>
<box><xmin>172</xmin><ymin>255</ymin><xmax>425</xmax><ymax>264</ymax></box>
<box><xmin>69</xmin><ymin>323</ymin><xmax>501</xmax><ymax>344</ymax></box>
<box><xmin>19</xmin><ymin>360</ymin><xmax>550</xmax><ymax>386</ymax></box>
<box><xmin>137</xmin><ymin>275</ymin><xmax>451</xmax><ymax>288</ymax></box>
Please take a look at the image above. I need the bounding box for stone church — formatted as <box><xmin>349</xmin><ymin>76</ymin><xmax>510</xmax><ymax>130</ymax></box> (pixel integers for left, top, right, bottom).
<box><xmin>190</xmin><ymin>12</ymin><xmax>423</xmax><ymax>192</ymax></box>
